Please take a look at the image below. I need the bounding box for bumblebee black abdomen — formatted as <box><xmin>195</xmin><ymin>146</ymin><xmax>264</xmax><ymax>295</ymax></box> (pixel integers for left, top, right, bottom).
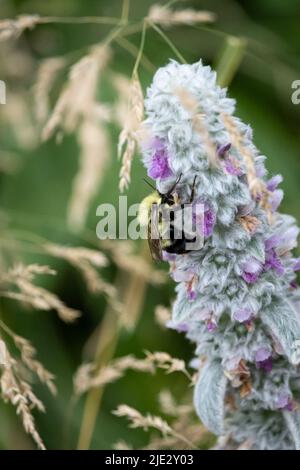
<box><xmin>164</xmin><ymin>238</ymin><xmax>191</xmax><ymax>254</ymax></box>
<box><xmin>163</xmin><ymin>218</ymin><xmax>196</xmax><ymax>255</ymax></box>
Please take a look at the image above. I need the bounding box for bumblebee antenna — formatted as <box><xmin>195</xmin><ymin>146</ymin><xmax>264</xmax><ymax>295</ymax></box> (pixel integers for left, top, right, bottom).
<box><xmin>143</xmin><ymin>178</ymin><xmax>157</xmax><ymax>191</ymax></box>
<box><xmin>190</xmin><ymin>175</ymin><xmax>197</xmax><ymax>203</ymax></box>
<box><xmin>167</xmin><ymin>173</ymin><xmax>183</xmax><ymax>196</ymax></box>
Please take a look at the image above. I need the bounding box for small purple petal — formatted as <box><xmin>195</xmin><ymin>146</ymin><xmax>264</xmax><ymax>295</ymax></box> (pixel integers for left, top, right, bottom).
<box><xmin>242</xmin><ymin>272</ymin><xmax>260</xmax><ymax>284</ymax></box>
<box><xmin>278</xmin><ymin>227</ymin><xmax>299</xmax><ymax>254</ymax></box>
<box><xmin>148</xmin><ymin>154</ymin><xmax>173</xmax><ymax>180</ymax></box>
<box><xmin>166</xmin><ymin>320</ymin><xmax>189</xmax><ymax>333</ymax></box>
<box><xmin>177</xmin><ymin>323</ymin><xmax>189</xmax><ymax>333</ymax></box>
<box><xmin>269</xmin><ymin>189</ymin><xmax>284</xmax><ymax>212</ymax></box>
<box><xmin>285</xmin><ymin>401</ymin><xmax>294</xmax><ymax>412</ymax></box>
<box><xmin>189</xmin><ymin>358</ymin><xmax>200</xmax><ymax>369</ymax></box>
<box><xmin>265</xmin><ymin>234</ymin><xmax>281</xmax><ymax>251</ymax></box>
<box><xmin>152</xmin><ymin>137</ymin><xmax>165</xmax><ymax>151</ymax></box>
<box><xmin>256</xmin><ymin>357</ymin><xmax>273</xmax><ymax>373</ymax></box>
<box><xmin>267</xmin><ymin>174</ymin><xmax>283</xmax><ymax>192</ymax></box>
<box><xmin>187</xmin><ymin>289</ymin><xmax>196</xmax><ymax>301</ymax></box>
<box><xmin>203</xmin><ymin>206</ymin><xmax>216</xmax><ymax>237</ymax></box>
<box><xmin>264</xmin><ymin>248</ymin><xmax>284</xmax><ymax>275</ymax></box>
<box><xmin>256</xmin><ymin>164</ymin><xmax>267</xmax><ymax>178</ymax></box>
<box><xmin>294</xmin><ymin>258</ymin><xmax>300</xmax><ymax>272</ymax></box>
<box><xmin>207</xmin><ymin>320</ymin><xmax>217</xmax><ymax>332</ymax></box>
<box><xmin>242</xmin><ymin>258</ymin><xmax>263</xmax><ymax>284</ymax></box>
<box><xmin>284</xmin><ymin>227</ymin><xmax>299</xmax><ymax>250</ymax></box>
<box><xmin>147</xmin><ymin>139</ymin><xmax>173</xmax><ymax>180</ymax></box>
<box><xmin>276</xmin><ymin>393</ymin><xmax>293</xmax><ymax>411</ymax></box>
<box><xmin>142</xmin><ymin>136</ymin><xmax>164</xmax><ymax>152</ymax></box>
<box><xmin>196</xmin><ymin>308</ymin><xmax>212</xmax><ymax>321</ymax></box>
<box><xmin>290</xmin><ymin>279</ymin><xmax>298</xmax><ymax>289</ymax></box>
<box><xmin>234</xmin><ymin>308</ymin><xmax>253</xmax><ymax>323</ymax></box>
<box><xmin>217</xmin><ymin>142</ymin><xmax>231</xmax><ymax>157</ymax></box>
<box><xmin>224</xmin><ymin>157</ymin><xmax>243</xmax><ymax>176</ymax></box>
<box><xmin>172</xmin><ymin>269</ymin><xmax>194</xmax><ymax>283</ymax></box>
<box><xmin>255</xmin><ymin>347</ymin><xmax>271</xmax><ymax>362</ymax></box>
<box><xmin>193</xmin><ymin>202</ymin><xmax>216</xmax><ymax>238</ymax></box>
<box><xmin>162</xmin><ymin>251</ymin><xmax>177</xmax><ymax>262</ymax></box>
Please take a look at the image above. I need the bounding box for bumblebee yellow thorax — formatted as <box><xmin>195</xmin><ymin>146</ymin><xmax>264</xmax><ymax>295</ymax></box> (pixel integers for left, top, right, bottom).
<box><xmin>138</xmin><ymin>192</ymin><xmax>161</xmax><ymax>226</ymax></box>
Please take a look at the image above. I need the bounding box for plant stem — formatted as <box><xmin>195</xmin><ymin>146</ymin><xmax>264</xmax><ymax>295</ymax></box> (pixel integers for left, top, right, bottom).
<box><xmin>214</xmin><ymin>35</ymin><xmax>247</xmax><ymax>88</ymax></box>
<box><xmin>115</xmin><ymin>37</ymin><xmax>155</xmax><ymax>73</ymax></box>
<box><xmin>121</xmin><ymin>0</ymin><xmax>130</xmax><ymax>24</ymax></box>
<box><xmin>148</xmin><ymin>20</ymin><xmax>187</xmax><ymax>64</ymax></box>
<box><xmin>132</xmin><ymin>20</ymin><xmax>147</xmax><ymax>77</ymax></box>
<box><xmin>38</xmin><ymin>16</ymin><xmax>123</xmax><ymax>25</ymax></box>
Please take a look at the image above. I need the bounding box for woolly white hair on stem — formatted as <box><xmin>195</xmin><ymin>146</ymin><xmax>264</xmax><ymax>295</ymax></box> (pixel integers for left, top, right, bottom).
<box><xmin>141</xmin><ymin>59</ymin><xmax>300</xmax><ymax>450</ymax></box>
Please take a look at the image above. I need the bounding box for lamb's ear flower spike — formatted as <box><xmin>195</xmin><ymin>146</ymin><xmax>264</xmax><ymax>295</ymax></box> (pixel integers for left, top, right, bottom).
<box><xmin>141</xmin><ymin>59</ymin><xmax>300</xmax><ymax>450</ymax></box>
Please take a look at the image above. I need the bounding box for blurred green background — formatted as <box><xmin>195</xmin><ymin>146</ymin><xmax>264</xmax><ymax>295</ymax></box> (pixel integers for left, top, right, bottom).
<box><xmin>0</xmin><ymin>0</ymin><xmax>300</xmax><ymax>450</ymax></box>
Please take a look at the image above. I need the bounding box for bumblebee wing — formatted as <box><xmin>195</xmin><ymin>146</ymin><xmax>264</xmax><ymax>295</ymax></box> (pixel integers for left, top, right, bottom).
<box><xmin>148</xmin><ymin>204</ymin><xmax>163</xmax><ymax>262</ymax></box>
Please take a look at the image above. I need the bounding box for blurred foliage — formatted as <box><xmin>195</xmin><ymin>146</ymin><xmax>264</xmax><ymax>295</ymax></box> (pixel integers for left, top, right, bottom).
<box><xmin>0</xmin><ymin>0</ymin><xmax>300</xmax><ymax>450</ymax></box>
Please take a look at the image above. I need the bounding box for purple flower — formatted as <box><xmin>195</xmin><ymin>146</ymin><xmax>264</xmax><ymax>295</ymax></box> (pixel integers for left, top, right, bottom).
<box><xmin>217</xmin><ymin>142</ymin><xmax>231</xmax><ymax>157</ymax></box>
<box><xmin>217</xmin><ymin>141</ymin><xmax>243</xmax><ymax>176</ymax></box>
<box><xmin>171</xmin><ymin>269</ymin><xmax>194</xmax><ymax>283</ymax></box>
<box><xmin>264</xmin><ymin>248</ymin><xmax>284</xmax><ymax>275</ymax></box>
<box><xmin>267</xmin><ymin>174</ymin><xmax>283</xmax><ymax>192</ymax></box>
<box><xmin>265</xmin><ymin>227</ymin><xmax>299</xmax><ymax>256</ymax></box>
<box><xmin>176</xmin><ymin>323</ymin><xmax>189</xmax><ymax>333</ymax></box>
<box><xmin>172</xmin><ymin>269</ymin><xmax>198</xmax><ymax>301</ymax></box>
<box><xmin>279</xmin><ymin>226</ymin><xmax>299</xmax><ymax>253</ymax></box>
<box><xmin>166</xmin><ymin>320</ymin><xmax>189</xmax><ymax>333</ymax></box>
<box><xmin>255</xmin><ymin>163</ymin><xmax>267</xmax><ymax>178</ymax></box>
<box><xmin>189</xmin><ymin>358</ymin><xmax>200</xmax><ymax>370</ymax></box>
<box><xmin>241</xmin><ymin>258</ymin><xmax>263</xmax><ymax>284</ymax></box>
<box><xmin>255</xmin><ymin>347</ymin><xmax>271</xmax><ymax>362</ymax></box>
<box><xmin>269</xmin><ymin>189</ymin><xmax>283</xmax><ymax>212</ymax></box>
<box><xmin>234</xmin><ymin>308</ymin><xmax>253</xmax><ymax>323</ymax></box>
<box><xmin>255</xmin><ymin>347</ymin><xmax>273</xmax><ymax>373</ymax></box>
<box><xmin>224</xmin><ymin>157</ymin><xmax>243</xmax><ymax>176</ymax></box>
<box><xmin>147</xmin><ymin>138</ymin><xmax>173</xmax><ymax>180</ymax></box>
<box><xmin>162</xmin><ymin>252</ymin><xmax>177</xmax><ymax>262</ymax></box>
<box><xmin>242</xmin><ymin>272</ymin><xmax>258</xmax><ymax>283</ymax></box>
<box><xmin>257</xmin><ymin>357</ymin><xmax>273</xmax><ymax>373</ymax></box>
<box><xmin>192</xmin><ymin>202</ymin><xmax>216</xmax><ymax>238</ymax></box>
<box><xmin>196</xmin><ymin>308</ymin><xmax>212</xmax><ymax>321</ymax></box>
<box><xmin>265</xmin><ymin>234</ymin><xmax>281</xmax><ymax>252</ymax></box>
<box><xmin>276</xmin><ymin>393</ymin><xmax>293</xmax><ymax>411</ymax></box>
<box><xmin>290</xmin><ymin>279</ymin><xmax>298</xmax><ymax>289</ymax></box>
<box><xmin>207</xmin><ymin>319</ymin><xmax>217</xmax><ymax>332</ymax></box>
<box><xmin>187</xmin><ymin>288</ymin><xmax>196</xmax><ymax>301</ymax></box>
<box><xmin>203</xmin><ymin>206</ymin><xmax>216</xmax><ymax>237</ymax></box>
<box><xmin>294</xmin><ymin>258</ymin><xmax>300</xmax><ymax>272</ymax></box>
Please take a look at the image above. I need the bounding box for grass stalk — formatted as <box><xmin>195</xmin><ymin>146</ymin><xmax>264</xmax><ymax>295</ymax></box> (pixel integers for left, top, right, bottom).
<box><xmin>77</xmin><ymin>243</ymin><xmax>150</xmax><ymax>449</ymax></box>
<box><xmin>215</xmin><ymin>35</ymin><xmax>247</xmax><ymax>87</ymax></box>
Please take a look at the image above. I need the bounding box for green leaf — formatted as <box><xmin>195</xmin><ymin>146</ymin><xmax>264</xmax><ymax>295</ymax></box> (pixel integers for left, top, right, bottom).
<box><xmin>283</xmin><ymin>410</ymin><xmax>300</xmax><ymax>450</ymax></box>
<box><xmin>247</xmin><ymin>236</ymin><xmax>266</xmax><ymax>263</ymax></box>
<box><xmin>261</xmin><ymin>299</ymin><xmax>300</xmax><ymax>364</ymax></box>
<box><xmin>194</xmin><ymin>360</ymin><xmax>227</xmax><ymax>435</ymax></box>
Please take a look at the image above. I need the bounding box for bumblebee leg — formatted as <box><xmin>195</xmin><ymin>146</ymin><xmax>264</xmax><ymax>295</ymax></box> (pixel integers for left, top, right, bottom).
<box><xmin>190</xmin><ymin>175</ymin><xmax>197</xmax><ymax>203</ymax></box>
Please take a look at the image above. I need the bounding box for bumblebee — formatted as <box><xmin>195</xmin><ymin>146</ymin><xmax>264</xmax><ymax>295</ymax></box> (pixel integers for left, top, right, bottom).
<box><xmin>139</xmin><ymin>174</ymin><xmax>197</xmax><ymax>261</ymax></box>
